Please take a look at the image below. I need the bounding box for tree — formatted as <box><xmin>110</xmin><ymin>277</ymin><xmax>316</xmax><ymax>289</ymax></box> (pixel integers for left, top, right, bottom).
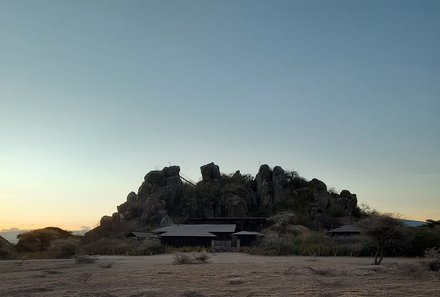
<box><xmin>360</xmin><ymin>214</ymin><xmax>403</xmax><ymax>265</ymax></box>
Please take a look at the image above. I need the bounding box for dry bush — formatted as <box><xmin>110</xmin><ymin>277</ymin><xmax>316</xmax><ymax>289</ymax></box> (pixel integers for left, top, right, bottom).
<box><xmin>173</xmin><ymin>252</ymin><xmax>210</xmax><ymax>265</ymax></box>
<box><xmin>423</xmin><ymin>247</ymin><xmax>440</xmax><ymax>272</ymax></box>
<box><xmin>173</xmin><ymin>253</ymin><xmax>194</xmax><ymax>264</ymax></box>
<box><xmin>194</xmin><ymin>252</ymin><xmax>210</xmax><ymax>263</ymax></box>
<box><xmin>48</xmin><ymin>238</ymin><xmax>81</xmax><ymax>258</ymax></box>
<box><xmin>75</xmin><ymin>254</ymin><xmax>96</xmax><ymax>264</ymax></box>
<box><xmin>424</xmin><ymin>247</ymin><xmax>440</xmax><ymax>259</ymax></box>
<box><xmin>138</xmin><ymin>239</ymin><xmax>165</xmax><ymax>255</ymax></box>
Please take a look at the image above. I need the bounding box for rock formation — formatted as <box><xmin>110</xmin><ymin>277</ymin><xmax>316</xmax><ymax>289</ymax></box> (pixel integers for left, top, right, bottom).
<box><xmin>86</xmin><ymin>162</ymin><xmax>360</xmax><ymax>239</ymax></box>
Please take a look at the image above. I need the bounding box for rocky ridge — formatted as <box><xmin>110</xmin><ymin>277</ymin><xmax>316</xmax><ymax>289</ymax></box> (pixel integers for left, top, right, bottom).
<box><xmin>87</xmin><ymin>162</ymin><xmax>359</xmax><ymax>239</ymax></box>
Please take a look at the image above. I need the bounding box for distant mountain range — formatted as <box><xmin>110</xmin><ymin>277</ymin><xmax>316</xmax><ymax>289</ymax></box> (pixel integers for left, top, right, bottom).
<box><xmin>399</xmin><ymin>219</ymin><xmax>427</xmax><ymax>227</ymax></box>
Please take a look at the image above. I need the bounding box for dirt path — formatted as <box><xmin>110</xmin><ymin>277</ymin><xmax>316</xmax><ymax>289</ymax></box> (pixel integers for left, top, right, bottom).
<box><xmin>1</xmin><ymin>253</ymin><xmax>439</xmax><ymax>296</ymax></box>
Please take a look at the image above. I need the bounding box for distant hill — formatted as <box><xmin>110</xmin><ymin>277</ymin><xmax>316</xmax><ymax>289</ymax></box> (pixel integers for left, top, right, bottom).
<box><xmin>400</xmin><ymin>219</ymin><xmax>427</xmax><ymax>227</ymax></box>
<box><xmin>0</xmin><ymin>229</ymin><xmax>26</xmax><ymax>244</ymax></box>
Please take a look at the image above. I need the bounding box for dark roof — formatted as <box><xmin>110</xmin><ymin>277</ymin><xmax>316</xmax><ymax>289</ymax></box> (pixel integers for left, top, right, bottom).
<box><xmin>0</xmin><ymin>235</ymin><xmax>13</xmax><ymax>246</ymax></box>
<box><xmin>153</xmin><ymin>224</ymin><xmax>236</xmax><ymax>234</ymax></box>
<box><xmin>189</xmin><ymin>217</ymin><xmax>266</xmax><ymax>221</ymax></box>
<box><xmin>232</xmin><ymin>231</ymin><xmax>264</xmax><ymax>236</ymax></box>
<box><xmin>159</xmin><ymin>230</ymin><xmax>217</xmax><ymax>238</ymax></box>
<box><xmin>128</xmin><ymin>232</ymin><xmax>149</xmax><ymax>238</ymax></box>
<box><xmin>328</xmin><ymin>225</ymin><xmax>361</xmax><ymax>233</ymax></box>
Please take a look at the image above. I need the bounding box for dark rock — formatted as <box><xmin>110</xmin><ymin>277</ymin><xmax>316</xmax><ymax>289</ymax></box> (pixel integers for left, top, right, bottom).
<box><xmin>314</xmin><ymin>191</ymin><xmax>332</xmax><ymax>209</ymax></box>
<box><xmin>117</xmin><ymin>201</ymin><xmax>128</xmax><ymax>214</ymax></box>
<box><xmin>256</xmin><ymin>164</ymin><xmax>273</xmax><ymax>208</ymax></box>
<box><xmin>127</xmin><ymin>191</ymin><xmax>138</xmax><ymax>203</ymax></box>
<box><xmin>200</xmin><ymin>162</ymin><xmax>221</xmax><ymax>181</ymax></box>
<box><xmin>272</xmin><ymin>166</ymin><xmax>286</xmax><ymax>204</ymax></box>
<box><xmin>232</xmin><ymin>170</ymin><xmax>242</xmax><ymax>180</ymax></box>
<box><xmin>144</xmin><ymin>170</ymin><xmax>167</xmax><ymax>193</ymax></box>
<box><xmin>224</xmin><ymin>194</ymin><xmax>248</xmax><ymax>217</ymax></box>
<box><xmin>163</xmin><ymin>166</ymin><xmax>180</xmax><ymax>177</ymax></box>
<box><xmin>309</xmin><ymin>178</ymin><xmax>327</xmax><ymax>192</ymax></box>
<box><xmin>100</xmin><ymin>216</ymin><xmax>113</xmax><ymax>231</ymax></box>
<box><xmin>111</xmin><ymin>212</ymin><xmax>123</xmax><ymax>229</ymax></box>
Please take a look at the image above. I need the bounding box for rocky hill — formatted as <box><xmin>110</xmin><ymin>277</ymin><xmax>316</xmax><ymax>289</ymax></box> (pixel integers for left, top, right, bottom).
<box><xmin>86</xmin><ymin>162</ymin><xmax>359</xmax><ymax>239</ymax></box>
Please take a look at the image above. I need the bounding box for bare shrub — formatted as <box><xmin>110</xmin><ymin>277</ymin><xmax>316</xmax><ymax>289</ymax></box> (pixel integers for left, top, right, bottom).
<box><xmin>173</xmin><ymin>253</ymin><xmax>194</xmax><ymax>264</ymax></box>
<box><xmin>138</xmin><ymin>239</ymin><xmax>165</xmax><ymax>255</ymax></box>
<box><xmin>423</xmin><ymin>247</ymin><xmax>440</xmax><ymax>272</ymax></box>
<box><xmin>75</xmin><ymin>254</ymin><xmax>96</xmax><ymax>264</ymax></box>
<box><xmin>48</xmin><ymin>238</ymin><xmax>81</xmax><ymax>258</ymax></box>
<box><xmin>424</xmin><ymin>247</ymin><xmax>440</xmax><ymax>259</ymax></box>
<box><xmin>194</xmin><ymin>252</ymin><xmax>210</xmax><ymax>263</ymax></box>
<box><xmin>173</xmin><ymin>252</ymin><xmax>210</xmax><ymax>265</ymax></box>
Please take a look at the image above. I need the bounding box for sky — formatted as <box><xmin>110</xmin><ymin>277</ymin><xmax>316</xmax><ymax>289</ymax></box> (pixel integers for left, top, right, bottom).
<box><xmin>1</xmin><ymin>0</ymin><xmax>439</xmax><ymax>231</ymax></box>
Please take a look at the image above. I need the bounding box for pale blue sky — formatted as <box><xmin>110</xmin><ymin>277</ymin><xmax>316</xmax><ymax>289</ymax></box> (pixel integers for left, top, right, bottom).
<box><xmin>1</xmin><ymin>0</ymin><xmax>439</xmax><ymax>229</ymax></box>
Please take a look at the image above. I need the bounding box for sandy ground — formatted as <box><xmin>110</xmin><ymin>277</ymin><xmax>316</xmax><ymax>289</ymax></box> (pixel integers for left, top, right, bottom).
<box><xmin>1</xmin><ymin>253</ymin><xmax>439</xmax><ymax>296</ymax></box>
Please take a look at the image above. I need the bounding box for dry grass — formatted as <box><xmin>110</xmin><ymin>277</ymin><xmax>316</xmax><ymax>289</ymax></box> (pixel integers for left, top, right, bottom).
<box><xmin>1</xmin><ymin>254</ymin><xmax>440</xmax><ymax>296</ymax></box>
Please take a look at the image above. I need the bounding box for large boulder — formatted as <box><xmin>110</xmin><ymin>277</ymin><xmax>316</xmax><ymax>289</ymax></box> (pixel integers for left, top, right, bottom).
<box><xmin>200</xmin><ymin>162</ymin><xmax>221</xmax><ymax>181</ymax></box>
<box><xmin>144</xmin><ymin>171</ymin><xmax>167</xmax><ymax>193</ymax></box>
<box><xmin>309</xmin><ymin>178</ymin><xmax>327</xmax><ymax>192</ymax></box>
<box><xmin>127</xmin><ymin>191</ymin><xmax>138</xmax><ymax>203</ymax></box>
<box><xmin>100</xmin><ymin>215</ymin><xmax>113</xmax><ymax>231</ymax></box>
<box><xmin>272</xmin><ymin>166</ymin><xmax>286</xmax><ymax>204</ymax></box>
<box><xmin>163</xmin><ymin>165</ymin><xmax>180</xmax><ymax>177</ymax></box>
<box><xmin>256</xmin><ymin>164</ymin><xmax>273</xmax><ymax>208</ymax></box>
